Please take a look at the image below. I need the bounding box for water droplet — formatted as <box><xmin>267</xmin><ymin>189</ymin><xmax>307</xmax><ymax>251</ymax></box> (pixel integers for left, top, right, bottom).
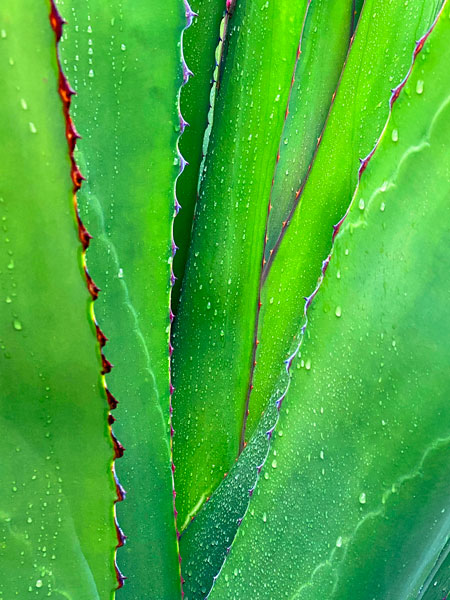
<box><xmin>29</xmin><ymin>122</ymin><xmax>37</xmax><ymax>134</ymax></box>
<box><xmin>206</xmin><ymin>301</ymin><xmax>211</xmax><ymax>310</ymax></box>
<box><xmin>391</xmin><ymin>128</ymin><xmax>399</xmax><ymax>142</ymax></box>
<box><xmin>271</xmin><ymin>459</ymin><xmax>277</xmax><ymax>469</ymax></box>
<box><xmin>262</xmin><ymin>512</ymin><xmax>267</xmax><ymax>523</ymax></box>
<box><xmin>380</xmin><ymin>202</ymin><xmax>385</xmax><ymax>212</ymax></box>
<box><xmin>121</xmin><ymin>43</ymin><xmax>126</xmax><ymax>51</ymax></box>
<box><xmin>118</xmin><ymin>268</ymin><xmax>123</xmax><ymax>278</ymax></box>
<box><xmin>359</xmin><ymin>492</ymin><xmax>367</xmax><ymax>504</ymax></box>
<box><xmin>358</xmin><ymin>198</ymin><xmax>365</xmax><ymax>210</ymax></box>
<box><xmin>305</xmin><ymin>358</ymin><xmax>311</xmax><ymax>370</ymax></box>
<box><xmin>13</xmin><ymin>319</ymin><xmax>22</xmax><ymax>331</ymax></box>
<box><xmin>5</xmin><ymin>296</ymin><xmax>12</xmax><ymax>304</ymax></box>
<box><xmin>1</xmin><ymin>29</ymin><xmax>6</xmax><ymax>39</ymax></box>
<box><xmin>336</xmin><ymin>536</ymin><xmax>343</xmax><ymax>548</ymax></box>
<box><xmin>335</xmin><ymin>306</ymin><xmax>342</xmax><ymax>318</ymax></box>
<box><xmin>88</xmin><ymin>69</ymin><xmax>94</xmax><ymax>78</ymax></box>
<box><xmin>20</xmin><ymin>98</ymin><xmax>28</xmax><ymax>110</ymax></box>
<box><xmin>416</xmin><ymin>79</ymin><xmax>424</xmax><ymax>95</ymax></box>
<box><xmin>35</xmin><ymin>579</ymin><xmax>43</xmax><ymax>588</ymax></box>
<box><xmin>7</xmin><ymin>259</ymin><xmax>14</xmax><ymax>270</ymax></box>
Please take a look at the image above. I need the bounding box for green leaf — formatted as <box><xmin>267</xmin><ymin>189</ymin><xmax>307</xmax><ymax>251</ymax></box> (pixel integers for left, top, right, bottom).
<box><xmin>247</xmin><ymin>0</ymin><xmax>443</xmax><ymax>441</ymax></box>
<box><xmin>173</xmin><ymin>0</ymin><xmax>226</xmax><ymax>312</ymax></box>
<box><xmin>180</xmin><ymin>2</ymin><xmax>442</xmax><ymax>595</ymax></box>
<box><xmin>0</xmin><ymin>2</ymin><xmax>117</xmax><ymax>597</ymax></box>
<box><xmin>56</xmin><ymin>1</ymin><xmax>185</xmax><ymax>596</ymax></box>
<box><xmin>264</xmin><ymin>0</ymin><xmax>353</xmax><ymax>263</ymax></box>
<box><xmin>172</xmin><ymin>0</ymin><xmax>311</xmax><ymax>532</ymax></box>
<box><xmin>209</xmin><ymin>4</ymin><xmax>450</xmax><ymax>597</ymax></box>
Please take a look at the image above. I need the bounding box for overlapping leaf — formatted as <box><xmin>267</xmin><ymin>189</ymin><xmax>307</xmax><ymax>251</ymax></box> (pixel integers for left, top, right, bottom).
<box><xmin>0</xmin><ymin>2</ymin><xmax>117</xmax><ymax>597</ymax></box>
<box><xmin>56</xmin><ymin>1</ymin><xmax>185</xmax><ymax>596</ymax></box>
<box><xmin>209</xmin><ymin>4</ymin><xmax>450</xmax><ymax>597</ymax></box>
<box><xmin>180</xmin><ymin>1</ymin><xmax>445</xmax><ymax>597</ymax></box>
<box><xmin>247</xmin><ymin>0</ymin><xmax>443</xmax><ymax>440</ymax></box>
<box><xmin>172</xmin><ymin>0</ymin><xmax>311</xmax><ymax>530</ymax></box>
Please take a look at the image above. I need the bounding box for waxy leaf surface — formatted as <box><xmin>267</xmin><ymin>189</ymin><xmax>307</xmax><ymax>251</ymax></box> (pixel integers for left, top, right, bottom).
<box><xmin>57</xmin><ymin>1</ymin><xmax>185</xmax><ymax>596</ymax></box>
<box><xmin>247</xmin><ymin>0</ymin><xmax>443</xmax><ymax>440</ymax></box>
<box><xmin>172</xmin><ymin>0</ymin><xmax>309</xmax><ymax>529</ymax></box>
<box><xmin>180</xmin><ymin>2</ymin><xmax>443</xmax><ymax>596</ymax></box>
<box><xmin>210</xmin><ymin>5</ymin><xmax>450</xmax><ymax>597</ymax></box>
<box><xmin>0</xmin><ymin>2</ymin><xmax>117</xmax><ymax>597</ymax></box>
<box><xmin>173</xmin><ymin>0</ymin><xmax>226</xmax><ymax>311</ymax></box>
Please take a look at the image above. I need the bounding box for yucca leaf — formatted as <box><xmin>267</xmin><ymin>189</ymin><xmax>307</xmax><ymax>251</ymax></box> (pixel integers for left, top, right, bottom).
<box><xmin>173</xmin><ymin>0</ymin><xmax>226</xmax><ymax>312</ymax></box>
<box><xmin>0</xmin><ymin>2</ymin><xmax>117</xmax><ymax>597</ymax></box>
<box><xmin>56</xmin><ymin>1</ymin><xmax>185</xmax><ymax>596</ymax></box>
<box><xmin>208</xmin><ymin>4</ymin><xmax>450</xmax><ymax>597</ymax></box>
<box><xmin>246</xmin><ymin>0</ymin><xmax>443</xmax><ymax>441</ymax></box>
<box><xmin>172</xmin><ymin>0</ymin><xmax>311</xmax><ymax>530</ymax></box>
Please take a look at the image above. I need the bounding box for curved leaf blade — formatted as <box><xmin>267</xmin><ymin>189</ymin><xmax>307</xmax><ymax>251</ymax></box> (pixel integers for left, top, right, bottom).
<box><xmin>57</xmin><ymin>1</ymin><xmax>185</xmax><ymax>596</ymax></box>
<box><xmin>172</xmin><ymin>0</ymin><xmax>309</xmax><ymax>529</ymax></box>
<box><xmin>264</xmin><ymin>0</ymin><xmax>353</xmax><ymax>262</ymax></box>
<box><xmin>247</xmin><ymin>0</ymin><xmax>443</xmax><ymax>441</ymax></box>
<box><xmin>210</xmin><ymin>5</ymin><xmax>450</xmax><ymax>597</ymax></box>
<box><xmin>0</xmin><ymin>2</ymin><xmax>117</xmax><ymax>597</ymax></box>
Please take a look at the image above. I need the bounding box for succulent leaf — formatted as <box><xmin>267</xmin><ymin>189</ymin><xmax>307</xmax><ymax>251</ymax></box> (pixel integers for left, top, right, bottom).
<box><xmin>0</xmin><ymin>2</ymin><xmax>117</xmax><ymax>596</ymax></box>
<box><xmin>56</xmin><ymin>0</ymin><xmax>185</xmax><ymax>595</ymax></box>
<box><xmin>173</xmin><ymin>0</ymin><xmax>227</xmax><ymax>312</ymax></box>
<box><xmin>172</xmin><ymin>0</ymin><xmax>311</xmax><ymax>530</ymax></box>
<box><xmin>209</xmin><ymin>4</ymin><xmax>450</xmax><ymax>596</ymax></box>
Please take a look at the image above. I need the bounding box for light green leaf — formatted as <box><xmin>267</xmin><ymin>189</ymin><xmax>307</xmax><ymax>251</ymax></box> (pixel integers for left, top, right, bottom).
<box><xmin>180</xmin><ymin>2</ymin><xmax>443</xmax><ymax>596</ymax></box>
<box><xmin>0</xmin><ymin>2</ymin><xmax>117</xmax><ymax>597</ymax></box>
<box><xmin>264</xmin><ymin>0</ymin><xmax>352</xmax><ymax>262</ymax></box>
<box><xmin>247</xmin><ymin>0</ymin><xmax>443</xmax><ymax>441</ymax></box>
<box><xmin>209</xmin><ymin>4</ymin><xmax>450</xmax><ymax>597</ymax></box>
<box><xmin>172</xmin><ymin>0</ymin><xmax>309</xmax><ymax>529</ymax></box>
<box><xmin>56</xmin><ymin>1</ymin><xmax>185</xmax><ymax>596</ymax></box>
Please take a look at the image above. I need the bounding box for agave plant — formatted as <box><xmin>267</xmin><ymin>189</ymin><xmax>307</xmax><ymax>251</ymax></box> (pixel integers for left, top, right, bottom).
<box><xmin>1</xmin><ymin>0</ymin><xmax>450</xmax><ymax>598</ymax></box>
